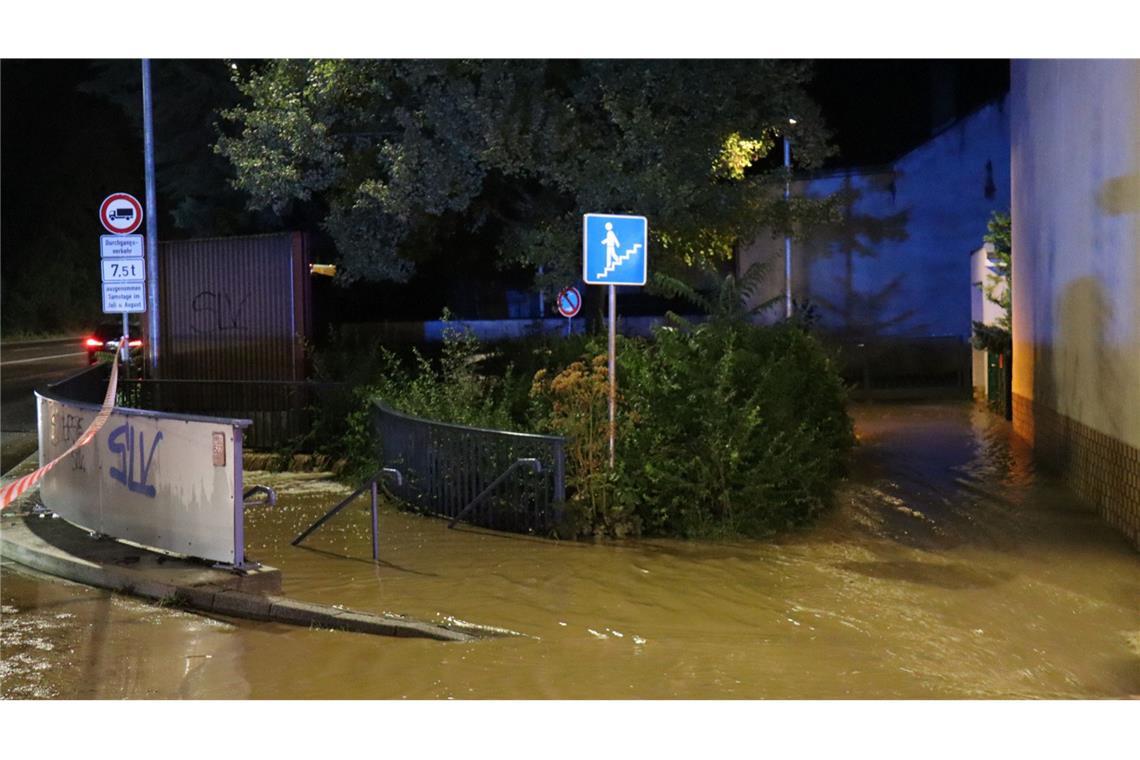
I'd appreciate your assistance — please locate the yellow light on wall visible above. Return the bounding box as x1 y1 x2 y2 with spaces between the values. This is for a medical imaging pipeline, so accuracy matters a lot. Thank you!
309 264 337 277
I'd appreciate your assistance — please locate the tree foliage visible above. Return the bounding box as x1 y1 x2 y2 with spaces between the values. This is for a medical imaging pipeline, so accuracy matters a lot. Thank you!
217 60 836 287
526 313 854 539
81 60 278 238
971 210 1011 353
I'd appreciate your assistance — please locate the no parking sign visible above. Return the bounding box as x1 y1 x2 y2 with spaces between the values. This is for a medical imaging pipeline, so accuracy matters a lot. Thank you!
556 287 582 318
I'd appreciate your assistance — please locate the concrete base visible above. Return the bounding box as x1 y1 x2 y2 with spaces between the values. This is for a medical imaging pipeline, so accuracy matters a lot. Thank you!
0 478 508 647
2 448 517 641
2 511 282 594
0 507 485 642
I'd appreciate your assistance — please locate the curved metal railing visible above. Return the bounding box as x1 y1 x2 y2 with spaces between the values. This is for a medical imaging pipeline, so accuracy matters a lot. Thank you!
372 401 566 535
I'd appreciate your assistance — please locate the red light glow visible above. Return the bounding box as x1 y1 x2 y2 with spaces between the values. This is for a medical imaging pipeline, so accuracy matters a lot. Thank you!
85 338 103 348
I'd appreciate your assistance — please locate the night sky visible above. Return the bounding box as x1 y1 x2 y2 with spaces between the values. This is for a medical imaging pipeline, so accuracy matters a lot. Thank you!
1 59 1010 331
810 59 1008 167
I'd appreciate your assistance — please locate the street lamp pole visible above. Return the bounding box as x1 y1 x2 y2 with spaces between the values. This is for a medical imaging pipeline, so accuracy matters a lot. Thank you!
783 119 795 319
142 59 160 378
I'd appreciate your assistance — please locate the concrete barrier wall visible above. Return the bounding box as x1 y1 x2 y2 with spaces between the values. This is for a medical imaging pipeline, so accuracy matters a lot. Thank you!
36 390 251 566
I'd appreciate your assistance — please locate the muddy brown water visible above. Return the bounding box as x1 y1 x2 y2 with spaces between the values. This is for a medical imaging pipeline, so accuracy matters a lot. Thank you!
2 402 1137 699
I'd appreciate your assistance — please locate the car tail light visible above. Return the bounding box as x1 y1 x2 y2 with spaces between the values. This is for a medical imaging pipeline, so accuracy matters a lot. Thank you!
85 338 103 348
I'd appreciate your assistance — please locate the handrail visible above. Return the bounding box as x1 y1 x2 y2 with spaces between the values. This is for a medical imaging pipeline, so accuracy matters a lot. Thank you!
291 468 403 561
37 389 253 429
243 485 277 509
373 400 565 444
373 400 565 534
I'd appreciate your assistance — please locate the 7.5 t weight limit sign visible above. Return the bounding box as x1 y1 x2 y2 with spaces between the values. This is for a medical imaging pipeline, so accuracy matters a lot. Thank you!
101 258 145 282
99 192 147 314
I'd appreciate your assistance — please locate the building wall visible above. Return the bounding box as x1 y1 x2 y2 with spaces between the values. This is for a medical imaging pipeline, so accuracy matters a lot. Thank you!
1010 59 1140 548
740 97 1011 339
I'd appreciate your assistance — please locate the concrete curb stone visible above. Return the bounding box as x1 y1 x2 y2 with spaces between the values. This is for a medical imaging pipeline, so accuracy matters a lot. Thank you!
2 509 490 642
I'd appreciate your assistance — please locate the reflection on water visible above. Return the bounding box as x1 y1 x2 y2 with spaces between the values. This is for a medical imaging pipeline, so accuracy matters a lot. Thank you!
3 402 1138 698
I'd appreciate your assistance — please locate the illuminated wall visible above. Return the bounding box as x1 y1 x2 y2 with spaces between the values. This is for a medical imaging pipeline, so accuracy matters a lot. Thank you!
1011 59 1140 547
740 97 1010 339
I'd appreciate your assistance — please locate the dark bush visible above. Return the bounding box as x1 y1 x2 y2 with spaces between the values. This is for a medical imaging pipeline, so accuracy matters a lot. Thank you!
311 304 854 539
615 317 853 537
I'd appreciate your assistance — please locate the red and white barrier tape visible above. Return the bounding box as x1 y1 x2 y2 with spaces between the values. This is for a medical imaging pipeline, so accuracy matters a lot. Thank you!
0 345 122 510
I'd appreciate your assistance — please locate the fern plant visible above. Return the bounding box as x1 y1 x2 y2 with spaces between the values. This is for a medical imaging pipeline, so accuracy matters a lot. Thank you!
650 260 781 326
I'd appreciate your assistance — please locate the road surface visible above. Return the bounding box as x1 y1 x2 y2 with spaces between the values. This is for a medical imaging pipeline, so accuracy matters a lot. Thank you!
1 337 87 472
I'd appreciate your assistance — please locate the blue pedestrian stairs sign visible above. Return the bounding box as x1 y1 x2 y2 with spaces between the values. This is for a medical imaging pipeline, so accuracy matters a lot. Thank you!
583 213 648 286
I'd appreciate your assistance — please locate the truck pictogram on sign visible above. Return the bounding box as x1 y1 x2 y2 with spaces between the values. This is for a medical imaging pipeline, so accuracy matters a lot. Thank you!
99 192 144 235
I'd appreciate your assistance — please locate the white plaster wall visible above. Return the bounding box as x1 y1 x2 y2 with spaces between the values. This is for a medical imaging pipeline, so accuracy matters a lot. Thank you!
971 242 1008 327
1011 59 1140 448
970 242 1009 397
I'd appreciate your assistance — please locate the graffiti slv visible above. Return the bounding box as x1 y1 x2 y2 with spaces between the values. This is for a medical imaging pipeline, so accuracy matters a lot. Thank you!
106 421 163 498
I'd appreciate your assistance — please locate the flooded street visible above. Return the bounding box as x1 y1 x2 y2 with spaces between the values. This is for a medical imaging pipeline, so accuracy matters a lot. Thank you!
3 402 1137 699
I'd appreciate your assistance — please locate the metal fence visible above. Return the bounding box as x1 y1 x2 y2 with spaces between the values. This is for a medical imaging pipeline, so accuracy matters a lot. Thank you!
116 379 350 450
372 401 566 535
831 336 972 400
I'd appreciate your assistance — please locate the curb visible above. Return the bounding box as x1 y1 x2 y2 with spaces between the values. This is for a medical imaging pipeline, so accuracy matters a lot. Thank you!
3 450 514 643
1 509 484 643
1 448 517 647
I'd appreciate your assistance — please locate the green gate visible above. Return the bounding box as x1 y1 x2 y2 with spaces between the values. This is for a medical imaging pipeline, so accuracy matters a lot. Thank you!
986 351 1012 420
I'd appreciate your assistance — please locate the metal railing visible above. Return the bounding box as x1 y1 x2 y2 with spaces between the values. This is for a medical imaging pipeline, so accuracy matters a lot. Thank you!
116 379 350 449
372 401 566 535
292 469 402 561
830 336 972 399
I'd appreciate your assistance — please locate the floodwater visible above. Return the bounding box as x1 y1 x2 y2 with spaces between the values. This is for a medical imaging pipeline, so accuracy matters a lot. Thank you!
2 402 1137 699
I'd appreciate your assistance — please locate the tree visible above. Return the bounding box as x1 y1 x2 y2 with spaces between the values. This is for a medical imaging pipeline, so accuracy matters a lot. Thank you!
971 210 1011 353
80 60 280 239
1 61 140 333
216 60 836 289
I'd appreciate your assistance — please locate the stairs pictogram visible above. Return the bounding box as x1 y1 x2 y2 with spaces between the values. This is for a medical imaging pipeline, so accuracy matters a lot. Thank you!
597 243 642 279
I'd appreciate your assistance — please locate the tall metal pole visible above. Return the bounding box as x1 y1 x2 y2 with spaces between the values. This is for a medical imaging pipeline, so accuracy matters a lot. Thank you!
537 264 545 318
608 284 616 468
784 134 793 319
142 60 160 378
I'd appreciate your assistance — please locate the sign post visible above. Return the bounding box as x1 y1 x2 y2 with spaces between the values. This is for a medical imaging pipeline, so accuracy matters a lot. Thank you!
142 59 161 379
100 193 146 373
582 213 648 468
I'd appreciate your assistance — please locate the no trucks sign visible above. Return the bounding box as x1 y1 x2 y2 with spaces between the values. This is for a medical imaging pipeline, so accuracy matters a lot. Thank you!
99 192 144 235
